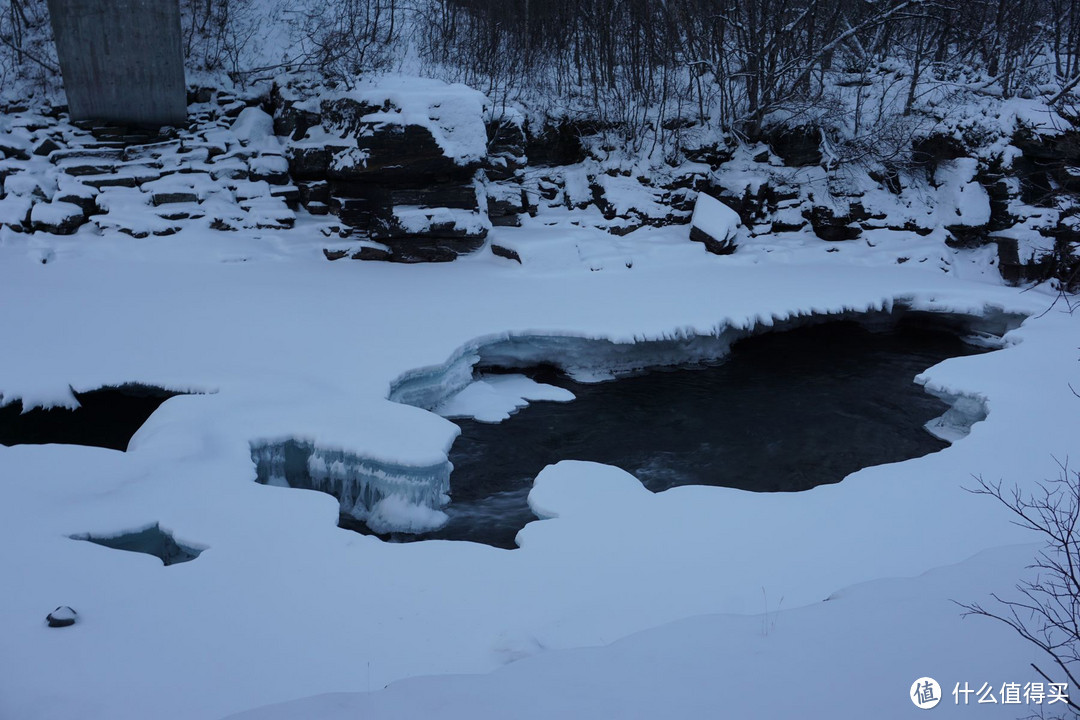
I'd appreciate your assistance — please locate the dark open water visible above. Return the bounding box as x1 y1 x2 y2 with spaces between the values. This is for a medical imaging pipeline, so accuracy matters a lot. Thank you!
347 319 988 548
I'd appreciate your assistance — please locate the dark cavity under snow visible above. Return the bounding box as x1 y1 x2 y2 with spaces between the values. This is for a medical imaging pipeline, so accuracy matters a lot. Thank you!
0 384 181 451
71 523 202 565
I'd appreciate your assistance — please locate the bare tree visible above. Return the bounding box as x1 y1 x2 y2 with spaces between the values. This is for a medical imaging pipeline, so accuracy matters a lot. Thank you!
960 461 1080 717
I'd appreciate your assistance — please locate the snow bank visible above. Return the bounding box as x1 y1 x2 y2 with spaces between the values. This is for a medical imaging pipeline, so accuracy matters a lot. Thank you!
223 543 1043 720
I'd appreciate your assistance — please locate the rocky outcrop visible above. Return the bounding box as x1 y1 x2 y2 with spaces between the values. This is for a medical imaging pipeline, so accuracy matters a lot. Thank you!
0 93 297 238
765 125 823 167
274 84 499 262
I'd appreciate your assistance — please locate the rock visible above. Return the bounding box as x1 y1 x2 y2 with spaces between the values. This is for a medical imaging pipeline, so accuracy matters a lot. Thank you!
273 101 321 141
33 138 61 157
0 142 30 161
689 192 741 255
491 244 522 263
388 185 479 209
51 147 124 163
208 162 250 181
350 244 394 262
912 133 966 176
766 125 823 166
221 100 248 119
31 201 87 234
379 237 484 263
187 86 214 104
55 157 122 176
286 146 338 180
232 107 276 145
270 185 301 208
55 183 99 217
945 224 991 249
249 154 290 185
297 181 330 208
485 113 527 180
80 174 139 189
151 192 199 206
804 206 861 242
327 124 474 183
371 207 489 242
0 195 33 231
537 180 559 201
487 185 526 227
524 119 602 166
46 606 78 628
683 143 733 167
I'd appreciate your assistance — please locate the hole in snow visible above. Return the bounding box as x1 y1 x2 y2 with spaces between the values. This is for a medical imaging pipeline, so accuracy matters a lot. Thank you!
71 523 203 565
0 384 183 451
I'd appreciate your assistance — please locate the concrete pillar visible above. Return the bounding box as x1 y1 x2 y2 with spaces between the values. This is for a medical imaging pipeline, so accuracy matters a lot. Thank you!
46 0 187 127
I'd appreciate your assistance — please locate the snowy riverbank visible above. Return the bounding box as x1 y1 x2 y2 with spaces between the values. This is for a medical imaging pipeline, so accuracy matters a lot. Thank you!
1 211 1077 718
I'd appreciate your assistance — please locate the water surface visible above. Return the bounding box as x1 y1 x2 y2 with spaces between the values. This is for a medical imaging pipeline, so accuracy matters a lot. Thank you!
348 320 988 548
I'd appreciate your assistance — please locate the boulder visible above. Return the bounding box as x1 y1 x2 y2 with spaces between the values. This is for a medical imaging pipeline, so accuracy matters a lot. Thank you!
46 606 78 628
689 192 741 255
33 138 61 157
55 182 99 217
231 107 275 145
31 201 87 234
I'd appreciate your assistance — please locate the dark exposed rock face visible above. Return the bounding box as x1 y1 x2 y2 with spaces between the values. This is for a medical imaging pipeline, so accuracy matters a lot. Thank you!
491 243 522 263
804 206 861 242
912 133 967 176
276 92 494 262
689 224 737 255
765 125 823 167
524 120 599 166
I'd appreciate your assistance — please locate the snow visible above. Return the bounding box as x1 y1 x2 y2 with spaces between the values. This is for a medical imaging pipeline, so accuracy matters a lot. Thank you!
29 200 80 225
0 183 1077 720
690 191 742 243
434 373 575 423
391 206 490 236
230 107 275 146
935 158 992 227
314 76 491 166
223 543 1043 720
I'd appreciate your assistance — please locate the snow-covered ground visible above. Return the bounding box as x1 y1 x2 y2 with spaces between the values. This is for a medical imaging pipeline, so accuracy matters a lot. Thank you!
0 211 1077 719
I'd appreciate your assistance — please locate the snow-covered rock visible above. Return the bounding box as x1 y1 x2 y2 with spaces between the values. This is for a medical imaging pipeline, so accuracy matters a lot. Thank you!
45 606 78 628
689 192 741 254
30 201 85 235
231 107 276 146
